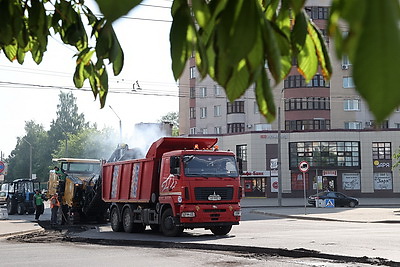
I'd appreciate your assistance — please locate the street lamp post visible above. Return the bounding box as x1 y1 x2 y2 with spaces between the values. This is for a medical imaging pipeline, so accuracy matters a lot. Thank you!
22 138 32 179
109 105 122 144
277 106 282 207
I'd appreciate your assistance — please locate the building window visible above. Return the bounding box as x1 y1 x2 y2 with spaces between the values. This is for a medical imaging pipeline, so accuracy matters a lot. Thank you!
372 142 391 160
342 55 351 66
289 141 360 168
189 127 196 135
200 87 207 98
285 97 330 111
190 87 196 99
343 77 355 88
344 121 362 129
189 107 196 119
214 127 222 134
227 123 245 133
227 101 245 114
236 144 248 173
344 99 360 111
200 128 208 134
214 85 222 96
284 74 329 88
200 107 207 118
374 173 392 190
395 123 400 128
255 124 272 131
190 66 196 79
285 119 330 130
305 6 330 20
254 101 260 114
214 105 221 117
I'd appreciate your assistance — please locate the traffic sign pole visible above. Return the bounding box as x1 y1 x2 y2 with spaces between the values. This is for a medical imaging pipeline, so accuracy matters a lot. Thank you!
298 161 309 215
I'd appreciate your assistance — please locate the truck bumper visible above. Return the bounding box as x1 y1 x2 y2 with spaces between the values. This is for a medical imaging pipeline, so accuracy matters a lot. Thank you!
177 203 241 227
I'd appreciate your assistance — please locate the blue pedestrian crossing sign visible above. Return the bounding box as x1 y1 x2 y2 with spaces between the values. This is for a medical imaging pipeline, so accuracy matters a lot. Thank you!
325 199 335 208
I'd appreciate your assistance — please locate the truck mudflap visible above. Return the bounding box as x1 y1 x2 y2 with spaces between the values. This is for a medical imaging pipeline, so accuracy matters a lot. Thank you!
177 203 241 226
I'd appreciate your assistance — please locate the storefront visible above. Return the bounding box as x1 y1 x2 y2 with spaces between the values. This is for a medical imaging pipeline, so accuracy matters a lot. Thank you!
241 171 269 197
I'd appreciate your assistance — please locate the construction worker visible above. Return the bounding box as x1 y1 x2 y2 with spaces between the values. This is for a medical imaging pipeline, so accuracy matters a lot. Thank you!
54 166 67 194
33 189 44 221
50 193 60 226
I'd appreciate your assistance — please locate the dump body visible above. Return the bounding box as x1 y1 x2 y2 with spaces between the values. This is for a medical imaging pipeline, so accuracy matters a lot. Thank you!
102 137 242 236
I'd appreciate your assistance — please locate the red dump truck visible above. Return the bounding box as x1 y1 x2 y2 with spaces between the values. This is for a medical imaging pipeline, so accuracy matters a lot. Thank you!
102 137 242 236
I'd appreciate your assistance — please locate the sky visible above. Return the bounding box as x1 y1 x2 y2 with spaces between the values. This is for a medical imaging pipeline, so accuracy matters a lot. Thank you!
0 0 179 158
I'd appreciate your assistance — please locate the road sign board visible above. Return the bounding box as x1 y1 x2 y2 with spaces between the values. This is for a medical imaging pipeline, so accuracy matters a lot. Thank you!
298 161 309 173
0 161 4 173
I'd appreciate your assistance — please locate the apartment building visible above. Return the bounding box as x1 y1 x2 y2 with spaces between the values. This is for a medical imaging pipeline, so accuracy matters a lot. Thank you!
178 1 400 197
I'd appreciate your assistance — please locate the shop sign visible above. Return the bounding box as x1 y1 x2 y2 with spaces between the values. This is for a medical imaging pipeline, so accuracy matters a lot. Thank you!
374 172 392 190
342 173 361 190
270 170 278 176
373 160 391 170
241 170 270 177
322 170 337 176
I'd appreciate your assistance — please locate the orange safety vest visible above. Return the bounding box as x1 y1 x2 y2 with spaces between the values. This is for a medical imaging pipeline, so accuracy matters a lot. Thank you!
50 196 60 208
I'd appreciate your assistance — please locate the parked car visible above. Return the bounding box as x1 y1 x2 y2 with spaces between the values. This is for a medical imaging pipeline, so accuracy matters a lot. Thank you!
0 191 7 206
308 191 359 208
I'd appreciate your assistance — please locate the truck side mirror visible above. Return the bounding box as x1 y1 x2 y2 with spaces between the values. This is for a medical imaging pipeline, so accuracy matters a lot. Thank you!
170 156 180 176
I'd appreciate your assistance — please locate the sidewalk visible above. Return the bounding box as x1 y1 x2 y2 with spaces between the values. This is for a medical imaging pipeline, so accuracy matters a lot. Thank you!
240 197 400 208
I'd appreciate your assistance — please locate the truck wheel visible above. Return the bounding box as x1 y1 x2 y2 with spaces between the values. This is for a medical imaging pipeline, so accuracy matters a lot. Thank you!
7 199 17 215
17 203 26 215
161 208 183 237
210 225 232 236
122 208 134 233
111 207 123 232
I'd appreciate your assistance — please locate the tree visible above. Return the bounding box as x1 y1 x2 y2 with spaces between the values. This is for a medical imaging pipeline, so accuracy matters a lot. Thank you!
48 91 89 156
1 0 399 122
6 121 51 182
159 111 179 136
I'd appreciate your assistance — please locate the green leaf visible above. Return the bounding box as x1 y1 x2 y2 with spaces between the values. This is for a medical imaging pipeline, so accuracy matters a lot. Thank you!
255 70 276 122
225 59 251 101
308 22 332 80
4 42 18 61
192 0 211 28
292 12 318 81
96 0 142 23
170 0 195 80
216 0 259 67
352 0 400 122
262 19 281 82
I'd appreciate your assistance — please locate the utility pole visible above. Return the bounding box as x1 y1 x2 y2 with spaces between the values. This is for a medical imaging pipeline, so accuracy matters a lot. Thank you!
277 106 282 207
109 105 122 144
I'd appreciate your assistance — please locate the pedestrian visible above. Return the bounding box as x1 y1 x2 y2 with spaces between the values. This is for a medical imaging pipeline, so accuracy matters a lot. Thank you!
33 189 44 221
50 193 60 226
54 166 67 193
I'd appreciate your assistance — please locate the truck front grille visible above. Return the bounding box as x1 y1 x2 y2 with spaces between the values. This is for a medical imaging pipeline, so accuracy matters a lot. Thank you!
194 187 234 201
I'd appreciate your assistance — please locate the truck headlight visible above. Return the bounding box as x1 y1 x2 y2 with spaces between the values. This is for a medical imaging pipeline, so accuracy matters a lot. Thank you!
181 211 196 218
234 210 241 216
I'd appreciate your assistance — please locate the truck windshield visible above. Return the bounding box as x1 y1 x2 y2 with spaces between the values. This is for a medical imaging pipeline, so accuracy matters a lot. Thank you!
183 155 239 178
61 162 100 174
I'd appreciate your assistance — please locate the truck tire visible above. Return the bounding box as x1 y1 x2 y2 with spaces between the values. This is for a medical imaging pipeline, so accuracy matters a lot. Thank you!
122 208 134 233
7 199 17 215
210 225 232 236
111 207 123 232
161 208 183 237
17 203 26 215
